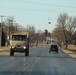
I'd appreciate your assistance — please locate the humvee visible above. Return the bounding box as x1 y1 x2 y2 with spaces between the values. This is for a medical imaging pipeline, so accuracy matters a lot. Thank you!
10 32 29 56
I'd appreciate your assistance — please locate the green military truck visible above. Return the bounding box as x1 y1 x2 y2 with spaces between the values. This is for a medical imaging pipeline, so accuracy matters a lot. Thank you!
10 31 29 56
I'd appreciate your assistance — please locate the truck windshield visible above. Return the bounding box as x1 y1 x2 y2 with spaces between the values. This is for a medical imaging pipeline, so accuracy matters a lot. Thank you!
12 35 26 41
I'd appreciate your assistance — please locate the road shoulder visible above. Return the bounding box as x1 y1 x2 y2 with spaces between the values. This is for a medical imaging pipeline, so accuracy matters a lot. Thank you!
61 48 76 58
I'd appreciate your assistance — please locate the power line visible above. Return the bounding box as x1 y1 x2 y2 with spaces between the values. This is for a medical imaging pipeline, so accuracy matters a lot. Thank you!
0 6 76 13
12 0 76 9
0 0 76 12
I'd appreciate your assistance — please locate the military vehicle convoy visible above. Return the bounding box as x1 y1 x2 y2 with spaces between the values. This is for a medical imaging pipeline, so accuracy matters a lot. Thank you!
10 31 29 56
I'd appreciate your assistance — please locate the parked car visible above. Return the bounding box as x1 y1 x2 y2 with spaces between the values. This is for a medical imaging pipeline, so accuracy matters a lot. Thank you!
49 44 58 53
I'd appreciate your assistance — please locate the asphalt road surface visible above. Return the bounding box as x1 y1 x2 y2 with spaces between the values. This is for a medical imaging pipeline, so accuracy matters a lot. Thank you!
0 47 76 75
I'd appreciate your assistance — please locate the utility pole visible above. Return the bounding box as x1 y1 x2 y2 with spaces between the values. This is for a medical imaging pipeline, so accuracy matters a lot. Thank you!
0 15 5 47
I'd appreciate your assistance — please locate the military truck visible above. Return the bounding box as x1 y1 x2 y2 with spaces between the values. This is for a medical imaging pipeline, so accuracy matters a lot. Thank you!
10 31 29 56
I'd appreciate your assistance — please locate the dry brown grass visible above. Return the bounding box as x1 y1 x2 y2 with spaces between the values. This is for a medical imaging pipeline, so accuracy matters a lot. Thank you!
67 44 76 50
62 44 76 58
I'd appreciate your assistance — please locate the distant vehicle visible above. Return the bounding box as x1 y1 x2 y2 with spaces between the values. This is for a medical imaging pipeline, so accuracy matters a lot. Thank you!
49 44 58 53
46 37 55 44
10 31 29 56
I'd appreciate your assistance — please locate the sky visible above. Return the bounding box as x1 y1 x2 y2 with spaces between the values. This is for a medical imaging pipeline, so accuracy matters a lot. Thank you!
0 0 76 32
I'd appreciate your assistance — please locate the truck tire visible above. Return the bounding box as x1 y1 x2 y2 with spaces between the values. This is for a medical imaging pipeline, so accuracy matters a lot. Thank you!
10 49 14 56
56 49 58 53
25 49 29 56
57 51 58 53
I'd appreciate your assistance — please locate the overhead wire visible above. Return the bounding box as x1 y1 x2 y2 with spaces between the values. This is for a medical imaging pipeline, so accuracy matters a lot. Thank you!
1 6 76 13
0 0 76 12
12 0 76 9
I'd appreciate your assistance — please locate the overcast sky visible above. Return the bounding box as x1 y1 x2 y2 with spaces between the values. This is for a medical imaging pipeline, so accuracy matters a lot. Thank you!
0 0 76 32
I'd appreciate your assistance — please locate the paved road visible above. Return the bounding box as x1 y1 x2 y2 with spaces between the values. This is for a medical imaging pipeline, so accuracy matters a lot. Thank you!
0 47 76 75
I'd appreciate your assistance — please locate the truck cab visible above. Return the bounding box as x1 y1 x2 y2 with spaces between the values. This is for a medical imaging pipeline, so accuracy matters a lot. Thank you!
10 32 29 56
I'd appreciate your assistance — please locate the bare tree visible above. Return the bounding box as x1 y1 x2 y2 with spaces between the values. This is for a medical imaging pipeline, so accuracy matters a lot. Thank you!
66 16 76 43
73 31 76 45
26 25 36 46
4 16 15 35
57 13 68 49
3 16 26 41
52 27 64 44
55 13 76 49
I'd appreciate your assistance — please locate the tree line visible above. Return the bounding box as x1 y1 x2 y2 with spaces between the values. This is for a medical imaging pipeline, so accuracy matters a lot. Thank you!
1 16 51 46
2 13 75 48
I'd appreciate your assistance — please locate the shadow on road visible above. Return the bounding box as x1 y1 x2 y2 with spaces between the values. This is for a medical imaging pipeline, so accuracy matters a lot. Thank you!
0 51 73 59
0 55 71 58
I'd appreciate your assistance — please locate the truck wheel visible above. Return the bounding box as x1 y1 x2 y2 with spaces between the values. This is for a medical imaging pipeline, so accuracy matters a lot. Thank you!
25 49 29 56
49 50 51 53
10 49 14 56
57 50 58 53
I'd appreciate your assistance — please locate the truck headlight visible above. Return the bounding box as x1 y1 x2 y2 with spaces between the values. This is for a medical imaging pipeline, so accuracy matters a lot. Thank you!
23 46 26 49
11 46 14 49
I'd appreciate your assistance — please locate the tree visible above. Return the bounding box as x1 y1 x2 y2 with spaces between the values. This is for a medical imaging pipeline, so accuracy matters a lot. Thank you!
57 13 68 49
44 29 49 37
72 31 76 45
66 16 76 44
1 28 7 46
4 16 15 36
26 25 36 46
52 27 64 44
54 13 76 48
